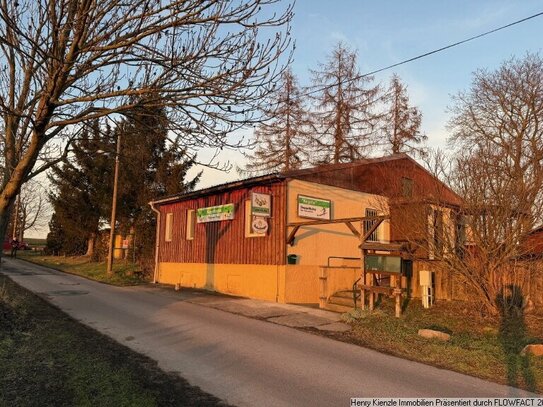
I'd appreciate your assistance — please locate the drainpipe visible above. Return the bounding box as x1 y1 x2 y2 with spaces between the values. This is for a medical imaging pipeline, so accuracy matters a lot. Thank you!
149 201 161 284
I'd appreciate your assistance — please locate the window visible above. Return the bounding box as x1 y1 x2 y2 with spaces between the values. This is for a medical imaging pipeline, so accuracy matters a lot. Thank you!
164 212 173 242
428 208 443 259
364 208 379 242
401 177 413 198
186 209 195 240
245 200 266 238
454 212 466 257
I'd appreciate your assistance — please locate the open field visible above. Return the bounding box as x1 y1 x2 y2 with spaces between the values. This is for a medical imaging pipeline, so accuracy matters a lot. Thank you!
0 274 228 407
16 252 148 286
336 299 543 393
22 238 46 246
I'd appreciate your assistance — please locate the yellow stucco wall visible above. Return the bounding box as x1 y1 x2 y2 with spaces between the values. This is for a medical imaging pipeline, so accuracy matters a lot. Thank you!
158 262 287 302
286 179 390 266
114 234 123 259
113 234 134 259
158 262 328 304
320 266 360 299
283 265 320 304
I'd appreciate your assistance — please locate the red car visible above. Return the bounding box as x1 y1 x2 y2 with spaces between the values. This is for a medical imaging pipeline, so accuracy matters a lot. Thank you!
2 240 30 251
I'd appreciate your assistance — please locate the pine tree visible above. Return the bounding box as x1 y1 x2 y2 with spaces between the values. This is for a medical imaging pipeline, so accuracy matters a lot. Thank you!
48 120 114 258
244 70 311 173
45 213 63 256
47 103 200 267
114 104 200 225
381 74 426 157
310 42 381 164
45 213 76 256
112 103 200 268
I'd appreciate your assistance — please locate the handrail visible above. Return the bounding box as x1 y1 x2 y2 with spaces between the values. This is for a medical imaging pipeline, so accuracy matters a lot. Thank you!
352 277 361 309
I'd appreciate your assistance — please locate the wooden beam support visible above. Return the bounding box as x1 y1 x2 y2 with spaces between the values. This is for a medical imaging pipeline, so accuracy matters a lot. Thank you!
361 218 384 242
360 242 405 252
286 216 388 245
286 225 301 246
287 216 388 228
344 221 360 238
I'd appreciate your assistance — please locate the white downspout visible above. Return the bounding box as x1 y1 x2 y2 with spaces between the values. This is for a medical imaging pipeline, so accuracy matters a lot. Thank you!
149 201 161 284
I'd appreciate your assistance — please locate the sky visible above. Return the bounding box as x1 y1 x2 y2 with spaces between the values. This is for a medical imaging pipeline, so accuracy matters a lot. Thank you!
187 0 543 188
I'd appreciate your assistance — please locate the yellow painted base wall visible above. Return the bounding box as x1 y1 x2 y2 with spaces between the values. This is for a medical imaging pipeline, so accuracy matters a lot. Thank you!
159 262 285 302
284 265 320 304
158 262 323 304
321 267 359 299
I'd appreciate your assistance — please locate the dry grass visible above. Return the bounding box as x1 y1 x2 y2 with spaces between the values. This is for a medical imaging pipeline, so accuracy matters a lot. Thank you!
17 252 147 286
338 299 543 394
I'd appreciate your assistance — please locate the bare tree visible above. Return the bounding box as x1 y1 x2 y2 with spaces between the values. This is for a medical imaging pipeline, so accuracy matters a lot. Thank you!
391 55 543 315
0 0 292 243
449 53 543 228
444 54 543 314
244 69 311 173
11 179 50 241
379 148 539 316
381 74 426 157
310 42 381 164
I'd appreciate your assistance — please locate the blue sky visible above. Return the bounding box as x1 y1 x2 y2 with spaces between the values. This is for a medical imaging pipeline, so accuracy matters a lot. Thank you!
291 0 542 145
191 0 543 188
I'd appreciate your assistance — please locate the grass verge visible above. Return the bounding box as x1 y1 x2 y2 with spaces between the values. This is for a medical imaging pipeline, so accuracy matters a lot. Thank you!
0 274 229 407
335 299 543 394
16 252 147 286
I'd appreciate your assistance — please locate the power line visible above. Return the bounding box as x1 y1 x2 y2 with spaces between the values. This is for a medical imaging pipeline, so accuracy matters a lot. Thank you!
302 10 543 97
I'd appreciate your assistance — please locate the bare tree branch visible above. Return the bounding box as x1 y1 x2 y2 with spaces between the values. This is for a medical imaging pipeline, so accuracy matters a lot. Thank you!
0 0 293 238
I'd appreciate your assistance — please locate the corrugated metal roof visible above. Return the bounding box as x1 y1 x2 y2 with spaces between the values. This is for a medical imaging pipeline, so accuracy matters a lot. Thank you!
149 153 460 206
149 172 284 205
281 153 409 178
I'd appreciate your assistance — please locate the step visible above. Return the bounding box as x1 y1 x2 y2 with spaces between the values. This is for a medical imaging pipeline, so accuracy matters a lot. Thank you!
323 302 355 313
332 290 359 299
357 284 395 295
328 295 359 307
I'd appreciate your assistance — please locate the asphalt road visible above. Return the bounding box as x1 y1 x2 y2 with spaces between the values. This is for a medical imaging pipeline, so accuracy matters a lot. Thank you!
1 258 537 406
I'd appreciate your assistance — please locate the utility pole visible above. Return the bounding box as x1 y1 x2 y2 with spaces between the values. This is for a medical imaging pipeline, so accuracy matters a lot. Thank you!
106 132 121 276
12 194 20 239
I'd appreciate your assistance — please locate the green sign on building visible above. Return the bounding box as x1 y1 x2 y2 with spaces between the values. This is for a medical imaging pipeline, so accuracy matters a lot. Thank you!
297 195 331 220
196 203 235 223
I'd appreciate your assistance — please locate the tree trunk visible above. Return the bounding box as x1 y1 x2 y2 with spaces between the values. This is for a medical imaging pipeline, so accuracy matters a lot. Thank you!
86 232 96 259
12 194 20 239
18 218 25 242
0 133 47 261
0 207 12 264
17 205 26 242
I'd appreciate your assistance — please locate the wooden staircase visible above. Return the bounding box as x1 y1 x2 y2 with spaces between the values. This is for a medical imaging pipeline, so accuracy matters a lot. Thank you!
324 289 360 313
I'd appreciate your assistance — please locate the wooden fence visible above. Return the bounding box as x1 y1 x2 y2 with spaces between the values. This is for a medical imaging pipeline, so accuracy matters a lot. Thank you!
409 259 543 307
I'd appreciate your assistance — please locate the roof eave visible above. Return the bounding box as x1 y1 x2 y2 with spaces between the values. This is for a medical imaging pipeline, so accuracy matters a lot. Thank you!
149 173 284 206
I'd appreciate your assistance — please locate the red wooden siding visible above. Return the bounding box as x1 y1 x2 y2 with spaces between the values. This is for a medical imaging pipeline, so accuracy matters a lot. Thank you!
522 228 543 256
286 156 462 244
157 181 287 265
288 156 462 206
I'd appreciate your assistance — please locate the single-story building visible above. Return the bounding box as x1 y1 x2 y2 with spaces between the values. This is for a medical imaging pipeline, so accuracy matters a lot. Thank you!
149 154 462 307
